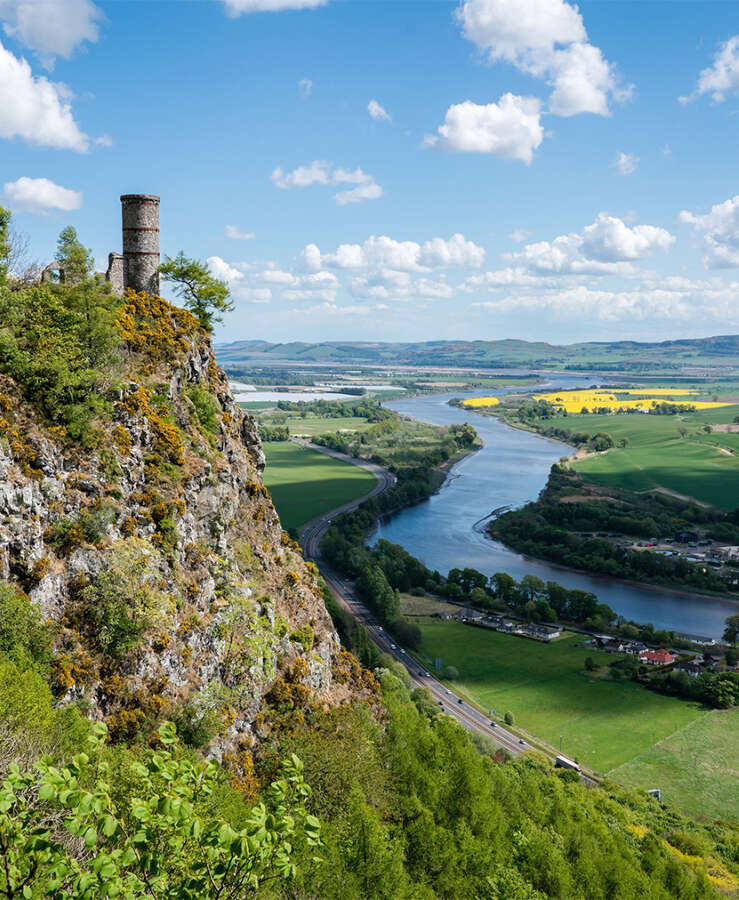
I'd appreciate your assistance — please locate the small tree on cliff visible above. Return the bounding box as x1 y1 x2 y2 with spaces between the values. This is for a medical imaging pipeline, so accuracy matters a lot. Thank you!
159 252 233 331
56 225 94 283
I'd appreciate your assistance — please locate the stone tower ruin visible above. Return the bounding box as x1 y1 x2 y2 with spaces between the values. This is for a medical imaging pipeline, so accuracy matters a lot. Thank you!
105 194 160 295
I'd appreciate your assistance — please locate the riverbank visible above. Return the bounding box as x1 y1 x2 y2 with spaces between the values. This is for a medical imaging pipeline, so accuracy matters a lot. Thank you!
374 387 737 638
488 462 739 611
503 545 739 637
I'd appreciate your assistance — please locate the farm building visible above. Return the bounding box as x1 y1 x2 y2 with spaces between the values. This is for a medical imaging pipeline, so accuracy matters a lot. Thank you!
674 660 703 678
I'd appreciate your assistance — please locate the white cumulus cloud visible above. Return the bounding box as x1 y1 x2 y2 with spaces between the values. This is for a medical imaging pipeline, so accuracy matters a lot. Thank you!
425 94 543 163
333 174 383 206
224 225 256 240
3 175 81 214
455 0 630 117
679 194 739 268
308 233 485 273
216 232 486 311
680 35 739 104
421 233 486 268
505 213 674 275
259 268 296 285
349 270 456 303
0 0 102 66
270 161 383 205
0 40 89 150
298 77 312 96
207 256 244 282
233 286 271 304
368 99 391 121
471 279 739 326
203 253 343 305
612 151 638 176
222 0 327 15
271 160 331 189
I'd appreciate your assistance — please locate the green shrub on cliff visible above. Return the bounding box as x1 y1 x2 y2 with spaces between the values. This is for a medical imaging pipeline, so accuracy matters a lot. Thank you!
188 385 221 436
0 215 122 444
73 539 175 659
0 583 52 669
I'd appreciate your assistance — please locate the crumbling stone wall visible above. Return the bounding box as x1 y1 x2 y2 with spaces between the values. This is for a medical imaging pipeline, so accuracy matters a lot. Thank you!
105 252 124 295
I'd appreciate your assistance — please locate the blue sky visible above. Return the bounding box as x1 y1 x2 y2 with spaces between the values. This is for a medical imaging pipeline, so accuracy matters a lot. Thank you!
2 0 739 345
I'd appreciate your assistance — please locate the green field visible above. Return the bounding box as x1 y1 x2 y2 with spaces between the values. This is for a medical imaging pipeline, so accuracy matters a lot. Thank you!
567 405 739 507
415 621 705 774
262 442 376 531
278 415 372 437
609 708 739 820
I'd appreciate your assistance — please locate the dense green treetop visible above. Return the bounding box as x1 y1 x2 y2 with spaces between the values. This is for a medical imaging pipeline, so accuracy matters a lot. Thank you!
55 225 94 284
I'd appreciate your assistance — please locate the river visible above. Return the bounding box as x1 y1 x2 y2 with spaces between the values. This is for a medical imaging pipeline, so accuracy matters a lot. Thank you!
372 380 737 640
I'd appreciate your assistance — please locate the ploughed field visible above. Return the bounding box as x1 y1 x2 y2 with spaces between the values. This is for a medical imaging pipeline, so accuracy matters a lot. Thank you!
262 441 376 531
566 405 739 508
414 622 706 781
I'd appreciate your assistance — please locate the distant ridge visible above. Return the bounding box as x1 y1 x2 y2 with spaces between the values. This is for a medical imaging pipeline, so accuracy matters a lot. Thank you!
215 335 739 373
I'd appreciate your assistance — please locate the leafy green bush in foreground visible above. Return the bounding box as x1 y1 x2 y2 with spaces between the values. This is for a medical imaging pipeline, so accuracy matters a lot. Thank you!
0 722 320 898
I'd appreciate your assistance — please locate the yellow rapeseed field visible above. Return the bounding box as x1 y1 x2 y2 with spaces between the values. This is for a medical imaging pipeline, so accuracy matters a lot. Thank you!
532 389 730 414
463 396 500 407
615 388 696 396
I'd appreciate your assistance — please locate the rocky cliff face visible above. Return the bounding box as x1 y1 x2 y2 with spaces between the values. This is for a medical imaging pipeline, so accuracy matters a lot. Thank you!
0 291 352 761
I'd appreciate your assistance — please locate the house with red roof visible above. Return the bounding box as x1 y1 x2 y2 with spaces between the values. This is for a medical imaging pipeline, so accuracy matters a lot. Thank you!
638 648 676 666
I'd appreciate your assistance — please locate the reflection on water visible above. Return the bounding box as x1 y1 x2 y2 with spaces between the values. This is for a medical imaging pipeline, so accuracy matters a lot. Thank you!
371 381 737 639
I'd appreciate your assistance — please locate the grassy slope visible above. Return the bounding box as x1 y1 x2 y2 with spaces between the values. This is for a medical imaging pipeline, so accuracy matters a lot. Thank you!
609 708 739 821
567 405 739 507
262 442 376 531
415 621 704 774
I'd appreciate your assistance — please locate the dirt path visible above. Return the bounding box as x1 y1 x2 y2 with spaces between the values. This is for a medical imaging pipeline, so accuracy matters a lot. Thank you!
648 486 714 509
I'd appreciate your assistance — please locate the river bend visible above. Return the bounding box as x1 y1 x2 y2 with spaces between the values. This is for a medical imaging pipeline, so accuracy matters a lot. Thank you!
372 382 737 640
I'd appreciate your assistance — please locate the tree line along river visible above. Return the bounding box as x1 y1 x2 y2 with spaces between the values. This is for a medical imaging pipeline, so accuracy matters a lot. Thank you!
372 378 738 640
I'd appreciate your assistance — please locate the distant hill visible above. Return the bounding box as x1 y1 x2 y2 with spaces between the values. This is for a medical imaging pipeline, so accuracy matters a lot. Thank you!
215 335 739 373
